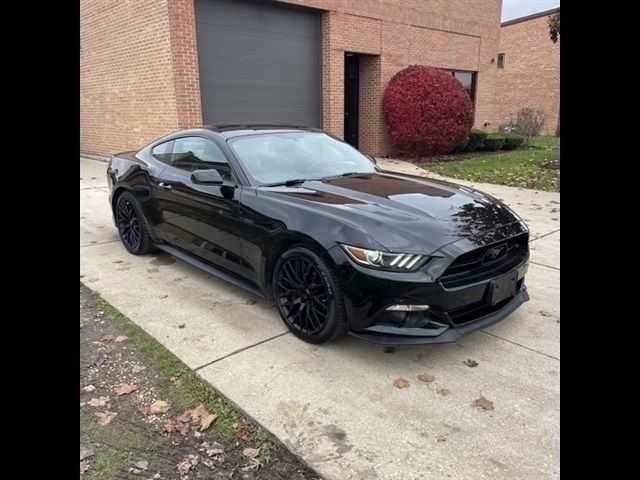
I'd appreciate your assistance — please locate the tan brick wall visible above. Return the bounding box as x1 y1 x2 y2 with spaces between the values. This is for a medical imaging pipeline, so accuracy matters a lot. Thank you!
496 14 560 135
80 0 179 156
81 0 502 157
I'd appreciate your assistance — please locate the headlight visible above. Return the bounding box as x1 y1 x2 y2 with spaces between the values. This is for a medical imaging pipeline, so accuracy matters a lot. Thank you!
340 244 429 271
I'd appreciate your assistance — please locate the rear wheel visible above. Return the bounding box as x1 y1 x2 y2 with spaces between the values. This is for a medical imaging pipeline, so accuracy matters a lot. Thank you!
273 246 347 344
115 191 155 255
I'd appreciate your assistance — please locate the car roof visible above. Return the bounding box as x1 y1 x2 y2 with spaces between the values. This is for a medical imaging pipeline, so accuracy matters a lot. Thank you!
200 123 324 139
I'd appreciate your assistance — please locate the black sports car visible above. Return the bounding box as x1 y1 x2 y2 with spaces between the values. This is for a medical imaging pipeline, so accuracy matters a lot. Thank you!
107 124 529 345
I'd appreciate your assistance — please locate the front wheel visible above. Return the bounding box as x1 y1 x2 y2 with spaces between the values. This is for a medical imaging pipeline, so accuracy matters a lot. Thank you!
273 246 347 344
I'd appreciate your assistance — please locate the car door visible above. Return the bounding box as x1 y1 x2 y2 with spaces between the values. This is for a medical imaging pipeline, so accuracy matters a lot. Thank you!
154 136 251 279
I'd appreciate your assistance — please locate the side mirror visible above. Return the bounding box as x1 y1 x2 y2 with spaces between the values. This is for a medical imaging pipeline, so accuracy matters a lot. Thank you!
191 169 223 185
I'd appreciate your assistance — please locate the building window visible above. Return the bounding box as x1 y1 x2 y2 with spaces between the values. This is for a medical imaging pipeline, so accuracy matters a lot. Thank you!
440 69 477 103
497 53 505 69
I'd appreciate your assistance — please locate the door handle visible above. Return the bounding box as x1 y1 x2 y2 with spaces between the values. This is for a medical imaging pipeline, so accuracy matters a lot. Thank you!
158 182 172 190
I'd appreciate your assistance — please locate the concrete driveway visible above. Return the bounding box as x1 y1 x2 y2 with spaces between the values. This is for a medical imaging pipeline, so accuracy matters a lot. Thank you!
81 157 559 480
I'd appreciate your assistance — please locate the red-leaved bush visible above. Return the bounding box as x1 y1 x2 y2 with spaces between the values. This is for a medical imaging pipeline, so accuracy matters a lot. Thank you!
382 65 475 156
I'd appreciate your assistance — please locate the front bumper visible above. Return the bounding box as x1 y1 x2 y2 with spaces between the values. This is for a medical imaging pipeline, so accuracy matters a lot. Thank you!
327 243 529 346
349 288 529 345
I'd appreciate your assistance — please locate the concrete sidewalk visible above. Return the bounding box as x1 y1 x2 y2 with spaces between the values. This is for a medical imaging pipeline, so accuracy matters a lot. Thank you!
81 157 559 480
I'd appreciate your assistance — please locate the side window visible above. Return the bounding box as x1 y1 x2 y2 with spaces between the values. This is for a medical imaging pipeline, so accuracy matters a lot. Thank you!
151 140 174 165
171 137 233 181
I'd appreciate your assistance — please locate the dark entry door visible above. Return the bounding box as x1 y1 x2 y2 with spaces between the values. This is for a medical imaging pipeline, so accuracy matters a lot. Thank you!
344 53 360 148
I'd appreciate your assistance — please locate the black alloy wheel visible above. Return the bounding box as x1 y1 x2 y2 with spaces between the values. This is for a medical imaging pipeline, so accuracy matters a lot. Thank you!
115 191 155 255
274 246 347 344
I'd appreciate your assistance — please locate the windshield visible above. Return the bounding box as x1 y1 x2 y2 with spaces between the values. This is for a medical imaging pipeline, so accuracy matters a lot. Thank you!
228 132 376 185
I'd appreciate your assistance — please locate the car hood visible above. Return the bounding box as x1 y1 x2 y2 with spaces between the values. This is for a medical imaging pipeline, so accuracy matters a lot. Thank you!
257 171 526 255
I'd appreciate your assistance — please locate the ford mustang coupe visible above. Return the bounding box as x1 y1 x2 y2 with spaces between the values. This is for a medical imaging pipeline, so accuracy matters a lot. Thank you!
107 124 529 345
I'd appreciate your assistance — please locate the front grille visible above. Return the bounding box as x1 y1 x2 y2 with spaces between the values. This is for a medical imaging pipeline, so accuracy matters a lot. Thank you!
440 233 528 288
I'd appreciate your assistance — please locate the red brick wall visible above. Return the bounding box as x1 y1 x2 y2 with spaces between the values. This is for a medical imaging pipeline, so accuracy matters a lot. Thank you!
496 14 560 135
81 0 502 157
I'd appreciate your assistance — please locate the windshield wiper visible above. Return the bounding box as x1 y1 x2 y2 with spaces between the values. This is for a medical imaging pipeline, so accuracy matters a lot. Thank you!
323 171 371 180
258 178 311 188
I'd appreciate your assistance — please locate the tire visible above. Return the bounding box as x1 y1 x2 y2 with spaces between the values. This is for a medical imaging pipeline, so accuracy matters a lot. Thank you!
114 191 156 255
273 246 347 344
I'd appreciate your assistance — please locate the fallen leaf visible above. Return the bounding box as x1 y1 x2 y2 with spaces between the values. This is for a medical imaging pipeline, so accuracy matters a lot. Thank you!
551 207 559 213
131 364 146 373
153 474 161 479
435 434 447 442
178 323 186 329
80 447 94 461
112 260 124 264
165 418 190 436
472 396 494 411
82 385 96 392
235 424 251 440
114 383 138 396
80 402 86 408
115 335 128 343
539 310 553 317
134 460 149 471
417 373 435 383
159 294 168 299
393 378 410 389
87 396 109 407
176 459 192 475
463 359 479 368
185 404 217 431
436 385 451 396
242 447 260 459
207 447 224 456
96 410 117 425
80 460 91 474
551 217 559 221
150 400 171 414
137 405 151 416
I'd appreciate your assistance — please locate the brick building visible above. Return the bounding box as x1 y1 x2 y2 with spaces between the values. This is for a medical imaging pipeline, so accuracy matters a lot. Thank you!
496 7 560 136
81 0 504 157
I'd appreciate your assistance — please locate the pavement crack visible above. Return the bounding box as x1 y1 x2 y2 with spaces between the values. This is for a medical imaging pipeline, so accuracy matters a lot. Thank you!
81 239 120 248
529 261 559 270
530 229 560 242
481 330 559 361
194 331 290 371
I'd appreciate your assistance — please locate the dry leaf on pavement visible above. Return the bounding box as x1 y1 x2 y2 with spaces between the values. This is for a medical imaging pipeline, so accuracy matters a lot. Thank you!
472 396 494 411
393 378 410 389
82 385 96 392
463 359 479 368
96 410 117 425
417 373 435 383
115 335 128 343
100 334 115 342
133 460 148 471
436 385 451 396
435 434 447 442
539 310 553 317
114 383 138 396
87 396 109 407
